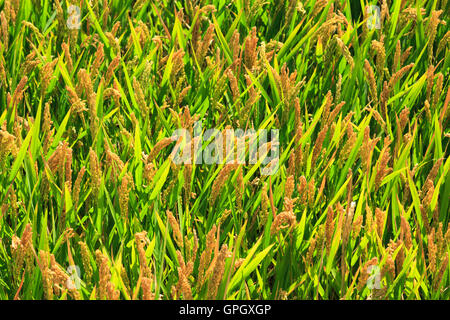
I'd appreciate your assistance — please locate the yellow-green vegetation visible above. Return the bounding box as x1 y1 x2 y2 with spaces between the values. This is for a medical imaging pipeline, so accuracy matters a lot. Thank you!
0 0 449 300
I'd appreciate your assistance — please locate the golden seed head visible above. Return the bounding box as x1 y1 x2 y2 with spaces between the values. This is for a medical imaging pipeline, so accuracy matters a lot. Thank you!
428 228 437 273
325 206 335 252
357 257 378 291
197 225 217 289
311 124 328 168
167 210 184 248
89 148 102 199
78 241 92 285
352 215 363 240
119 175 131 222
142 277 155 300
400 215 412 250
207 244 230 299
433 252 448 291
95 250 111 300
375 208 386 239
135 231 152 279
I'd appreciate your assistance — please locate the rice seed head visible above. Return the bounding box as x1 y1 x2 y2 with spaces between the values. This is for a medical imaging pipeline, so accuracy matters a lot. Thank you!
375 208 386 239
197 225 216 289
39 58 58 96
235 166 244 211
38 250 54 300
327 100 346 128
420 205 431 234
444 223 450 248
426 10 443 63
325 206 335 252
433 252 449 291
371 40 386 77
422 181 434 209
207 244 230 299
421 158 443 196
142 277 155 300
335 73 343 101
436 223 445 259
379 80 389 118
11 223 34 280
316 224 325 253
295 175 306 206
78 241 93 286
183 162 193 203
104 144 125 183
227 68 240 103
20 50 40 76
400 107 409 132
73 166 86 210
0 129 18 162
91 43 105 81
244 27 258 72
61 42 73 74
49 253 80 299
357 257 378 291
66 86 87 117
284 175 295 200
400 215 412 250
12 76 28 108
392 40 401 74
89 148 102 199
105 55 121 85
335 37 354 69
432 73 443 108
311 124 328 168
209 164 238 206
0 53 6 87
270 208 296 236
306 235 317 266
340 122 356 166
78 69 98 138
426 64 435 102
388 63 414 92
148 137 175 163
424 99 432 121
342 201 356 245
135 231 152 279
374 137 392 190
294 100 303 175
106 281 120 300
0 11 9 52
360 126 376 172
306 177 315 207
229 29 241 64
132 76 149 118
196 23 215 68
366 205 374 234
64 144 73 192
119 175 131 222
167 210 184 248
311 0 328 18
382 253 396 280
322 91 333 126
428 228 437 273
400 46 412 66
259 182 270 225
352 215 363 240
436 30 450 56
